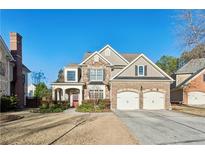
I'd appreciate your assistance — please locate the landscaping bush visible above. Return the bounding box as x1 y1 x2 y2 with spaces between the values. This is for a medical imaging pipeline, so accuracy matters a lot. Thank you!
76 102 94 112
76 99 111 112
37 101 70 113
0 95 18 112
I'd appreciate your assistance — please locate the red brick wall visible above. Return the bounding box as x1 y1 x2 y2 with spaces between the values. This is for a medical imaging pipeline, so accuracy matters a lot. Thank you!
183 70 205 104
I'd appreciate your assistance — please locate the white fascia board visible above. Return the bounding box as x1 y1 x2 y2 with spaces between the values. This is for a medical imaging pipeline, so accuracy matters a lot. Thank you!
79 51 112 65
98 44 129 64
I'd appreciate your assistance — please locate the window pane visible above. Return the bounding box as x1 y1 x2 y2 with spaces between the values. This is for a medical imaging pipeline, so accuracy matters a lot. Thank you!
89 89 104 99
139 66 144 76
67 71 76 81
90 69 103 81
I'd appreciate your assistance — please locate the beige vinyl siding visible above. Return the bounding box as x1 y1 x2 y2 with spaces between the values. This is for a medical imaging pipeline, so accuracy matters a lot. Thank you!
100 47 127 65
119 56 164 77
176 74 192 86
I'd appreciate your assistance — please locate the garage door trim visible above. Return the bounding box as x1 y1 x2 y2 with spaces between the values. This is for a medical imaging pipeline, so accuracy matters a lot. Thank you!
143 90 165 110
117 90 139 110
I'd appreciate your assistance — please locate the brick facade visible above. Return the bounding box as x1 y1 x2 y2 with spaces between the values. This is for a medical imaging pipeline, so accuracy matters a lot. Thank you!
111 81 171 110
183 71 205 104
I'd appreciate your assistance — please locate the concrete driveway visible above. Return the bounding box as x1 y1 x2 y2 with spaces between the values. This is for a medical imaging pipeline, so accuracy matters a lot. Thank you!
115 110 205 145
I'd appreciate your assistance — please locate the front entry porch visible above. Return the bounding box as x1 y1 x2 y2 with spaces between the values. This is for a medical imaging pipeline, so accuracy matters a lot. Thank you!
51 83 83 107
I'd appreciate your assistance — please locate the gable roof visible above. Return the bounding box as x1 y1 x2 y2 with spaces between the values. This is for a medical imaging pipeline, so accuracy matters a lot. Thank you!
111 54 174 81
176 58 205 74
121 53 140 62
175 67 205 89
80 51 112 65
0 35 14 61
98 45 129 64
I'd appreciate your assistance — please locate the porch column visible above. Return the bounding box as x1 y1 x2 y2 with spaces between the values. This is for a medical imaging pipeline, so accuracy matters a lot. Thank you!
62 88 65 101
79 87 83 105
52 88 55 100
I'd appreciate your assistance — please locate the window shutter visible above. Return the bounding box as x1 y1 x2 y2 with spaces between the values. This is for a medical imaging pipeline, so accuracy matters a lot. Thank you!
87 69 90 81
103 69 105 81
135 65 138 76
144 65 147 76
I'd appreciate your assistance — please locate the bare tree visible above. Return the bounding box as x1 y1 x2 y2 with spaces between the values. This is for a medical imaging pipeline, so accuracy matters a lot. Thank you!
176 10 205 50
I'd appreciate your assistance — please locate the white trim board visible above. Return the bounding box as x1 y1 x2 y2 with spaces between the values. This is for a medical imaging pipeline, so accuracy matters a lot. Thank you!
80 51 112 65
111 54 174 81
98 44 129 64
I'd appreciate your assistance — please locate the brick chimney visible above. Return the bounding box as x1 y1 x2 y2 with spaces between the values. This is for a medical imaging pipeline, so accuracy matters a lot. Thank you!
10 32 24 108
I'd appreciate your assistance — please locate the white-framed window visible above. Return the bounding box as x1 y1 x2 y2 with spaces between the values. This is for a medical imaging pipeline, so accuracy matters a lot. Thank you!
89 89 104 99
138 65 145 76
67 71 76 81
90 69 103 81
64 68 78 82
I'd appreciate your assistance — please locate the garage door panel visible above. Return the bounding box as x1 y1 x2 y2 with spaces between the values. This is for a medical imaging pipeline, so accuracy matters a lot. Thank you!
188 92 205 105
143 92 165 110
117 92 139 110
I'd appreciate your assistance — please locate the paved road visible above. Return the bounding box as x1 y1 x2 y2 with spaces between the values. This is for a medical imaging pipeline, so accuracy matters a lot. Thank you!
115 110 205 145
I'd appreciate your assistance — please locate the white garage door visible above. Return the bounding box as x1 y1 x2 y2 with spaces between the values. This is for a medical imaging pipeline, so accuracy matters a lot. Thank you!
117 92 139 110
188 91 205 105
143 92 165 110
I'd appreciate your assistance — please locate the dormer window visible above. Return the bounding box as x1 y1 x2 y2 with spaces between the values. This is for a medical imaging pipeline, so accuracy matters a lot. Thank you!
67 71 76 81
138 65 145 76
65 68 78 82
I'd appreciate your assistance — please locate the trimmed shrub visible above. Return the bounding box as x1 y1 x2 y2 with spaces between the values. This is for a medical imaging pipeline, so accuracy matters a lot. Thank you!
0 95 18 112
37 101 70 113
77 99 111 112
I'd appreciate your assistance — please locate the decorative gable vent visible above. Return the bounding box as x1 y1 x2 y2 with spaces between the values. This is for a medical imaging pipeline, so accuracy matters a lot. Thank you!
105 49 110 56
94 55 99 62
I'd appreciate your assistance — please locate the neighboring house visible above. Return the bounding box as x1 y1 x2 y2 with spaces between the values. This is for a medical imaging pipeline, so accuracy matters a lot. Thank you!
0 32 31 108
0 36 14 96
51 45 174 110
171 58 205 105
27 84 36 97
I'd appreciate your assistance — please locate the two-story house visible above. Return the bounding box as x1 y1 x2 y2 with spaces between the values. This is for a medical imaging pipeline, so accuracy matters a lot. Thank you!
0 32 30 108
51 45 174 110
171 58 205 105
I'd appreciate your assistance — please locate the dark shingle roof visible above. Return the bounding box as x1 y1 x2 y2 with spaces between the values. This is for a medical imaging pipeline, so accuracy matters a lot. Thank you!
176 58 205 74
121 53 140 62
